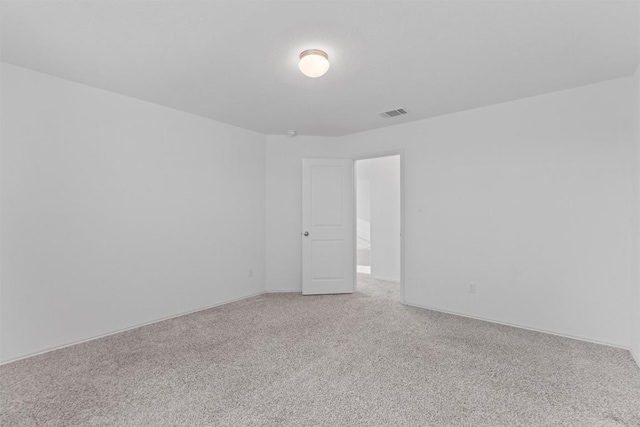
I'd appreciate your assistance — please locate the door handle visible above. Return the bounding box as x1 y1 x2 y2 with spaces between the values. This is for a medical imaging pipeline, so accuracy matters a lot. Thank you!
303 231 309 237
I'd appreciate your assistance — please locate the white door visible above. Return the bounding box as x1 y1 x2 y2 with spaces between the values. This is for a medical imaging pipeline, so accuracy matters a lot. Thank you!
302 158 354 295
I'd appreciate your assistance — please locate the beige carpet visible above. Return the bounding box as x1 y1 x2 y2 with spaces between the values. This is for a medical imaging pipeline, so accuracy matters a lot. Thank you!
2 274 639 426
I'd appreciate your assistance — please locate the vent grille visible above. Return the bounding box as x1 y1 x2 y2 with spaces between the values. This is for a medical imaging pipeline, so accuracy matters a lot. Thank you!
379 108 408 118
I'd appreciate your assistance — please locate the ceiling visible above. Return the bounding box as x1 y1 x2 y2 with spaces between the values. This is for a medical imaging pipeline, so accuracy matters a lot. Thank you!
2 1 638 137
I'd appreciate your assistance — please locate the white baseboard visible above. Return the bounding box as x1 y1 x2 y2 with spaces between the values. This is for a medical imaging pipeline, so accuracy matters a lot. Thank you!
6 291 635 368
0 290 266 366
403 301 629 351
266 289 302 293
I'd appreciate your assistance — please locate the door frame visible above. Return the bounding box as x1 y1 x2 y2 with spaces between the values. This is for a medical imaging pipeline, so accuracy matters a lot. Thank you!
352 149 405 303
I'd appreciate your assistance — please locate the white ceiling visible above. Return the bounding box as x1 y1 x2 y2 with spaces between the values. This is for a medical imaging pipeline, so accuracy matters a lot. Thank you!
2 1 638 137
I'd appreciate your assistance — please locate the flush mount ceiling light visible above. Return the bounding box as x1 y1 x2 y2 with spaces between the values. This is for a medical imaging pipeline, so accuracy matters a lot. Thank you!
298 49 330 78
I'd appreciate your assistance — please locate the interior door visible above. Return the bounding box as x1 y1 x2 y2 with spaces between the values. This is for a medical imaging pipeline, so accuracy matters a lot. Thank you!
302 158 354 295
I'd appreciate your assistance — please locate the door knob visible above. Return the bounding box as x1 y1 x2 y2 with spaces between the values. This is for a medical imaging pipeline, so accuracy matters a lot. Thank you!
303 231 309 236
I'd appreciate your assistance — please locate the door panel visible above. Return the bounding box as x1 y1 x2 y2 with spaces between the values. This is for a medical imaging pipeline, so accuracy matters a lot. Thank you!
311 166 343 226
302 158 354 295
311 240 344 279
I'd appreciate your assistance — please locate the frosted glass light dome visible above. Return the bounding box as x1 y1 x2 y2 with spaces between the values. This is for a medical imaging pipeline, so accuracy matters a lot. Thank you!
298 49 330 78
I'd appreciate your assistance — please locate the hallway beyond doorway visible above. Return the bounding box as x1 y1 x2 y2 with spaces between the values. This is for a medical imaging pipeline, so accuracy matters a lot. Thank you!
355 155 401 286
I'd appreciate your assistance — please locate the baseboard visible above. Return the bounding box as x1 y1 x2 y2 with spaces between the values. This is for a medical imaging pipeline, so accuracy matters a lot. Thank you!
370 275 400 283
403 301 629 351
5 291 634 367
0 290 266 366
266 289 302 293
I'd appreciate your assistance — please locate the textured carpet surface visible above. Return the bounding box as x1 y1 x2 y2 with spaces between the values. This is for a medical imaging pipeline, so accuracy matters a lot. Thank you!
2 274 639 426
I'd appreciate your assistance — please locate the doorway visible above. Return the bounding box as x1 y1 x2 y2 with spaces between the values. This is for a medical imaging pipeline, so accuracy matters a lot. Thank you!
355 154 402 301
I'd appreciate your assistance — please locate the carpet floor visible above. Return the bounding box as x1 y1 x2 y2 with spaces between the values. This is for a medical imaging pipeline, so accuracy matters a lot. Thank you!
2 274 639 426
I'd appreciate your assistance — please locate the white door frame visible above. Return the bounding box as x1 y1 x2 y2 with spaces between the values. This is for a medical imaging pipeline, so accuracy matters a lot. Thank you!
352 149 405 303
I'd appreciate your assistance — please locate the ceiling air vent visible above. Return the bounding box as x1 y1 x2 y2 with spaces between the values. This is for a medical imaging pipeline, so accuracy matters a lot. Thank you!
379 108 408 118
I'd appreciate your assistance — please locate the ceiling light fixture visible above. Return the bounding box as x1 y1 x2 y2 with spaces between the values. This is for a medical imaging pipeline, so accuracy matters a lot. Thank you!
298 49 330 78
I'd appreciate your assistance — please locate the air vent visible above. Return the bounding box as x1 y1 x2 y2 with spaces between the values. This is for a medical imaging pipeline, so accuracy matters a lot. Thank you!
379 108 408 118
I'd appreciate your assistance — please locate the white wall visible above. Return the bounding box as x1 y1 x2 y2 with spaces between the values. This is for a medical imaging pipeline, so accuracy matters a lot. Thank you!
356 159 371 249
265 77 636 348
2 63 636 362
368 156 401 282
0 63 266 362
632 64 640 366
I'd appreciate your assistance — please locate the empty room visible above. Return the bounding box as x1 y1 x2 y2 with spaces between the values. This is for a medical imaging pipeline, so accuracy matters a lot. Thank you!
1 0 639 425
